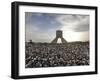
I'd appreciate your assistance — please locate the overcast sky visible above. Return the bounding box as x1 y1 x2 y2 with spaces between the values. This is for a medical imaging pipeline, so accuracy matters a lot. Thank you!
25 12 89 42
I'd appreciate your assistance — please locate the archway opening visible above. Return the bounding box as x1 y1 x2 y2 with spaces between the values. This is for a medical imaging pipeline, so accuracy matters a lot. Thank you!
57 38 62 43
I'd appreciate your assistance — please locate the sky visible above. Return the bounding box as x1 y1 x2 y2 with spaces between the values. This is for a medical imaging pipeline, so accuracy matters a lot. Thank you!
25 12 89 43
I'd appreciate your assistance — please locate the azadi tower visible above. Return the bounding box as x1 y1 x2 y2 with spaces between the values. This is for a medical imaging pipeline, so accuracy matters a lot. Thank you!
51 30 67 43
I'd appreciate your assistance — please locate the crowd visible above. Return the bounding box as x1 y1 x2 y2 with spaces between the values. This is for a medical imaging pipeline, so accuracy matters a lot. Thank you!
25 42 89 68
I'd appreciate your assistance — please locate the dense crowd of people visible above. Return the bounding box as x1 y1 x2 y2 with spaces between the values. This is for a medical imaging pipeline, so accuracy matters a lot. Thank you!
25 42 89 68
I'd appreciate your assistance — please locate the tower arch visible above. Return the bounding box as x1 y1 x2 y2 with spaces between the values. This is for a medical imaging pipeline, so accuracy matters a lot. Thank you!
51 30 67 43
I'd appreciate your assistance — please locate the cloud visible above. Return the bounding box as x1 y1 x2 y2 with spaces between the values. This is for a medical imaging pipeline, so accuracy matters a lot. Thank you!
74 16 89 32
25 26 54 42
55 14 89 32
25 12 62 32
25 12 89 42
79 31 89 41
